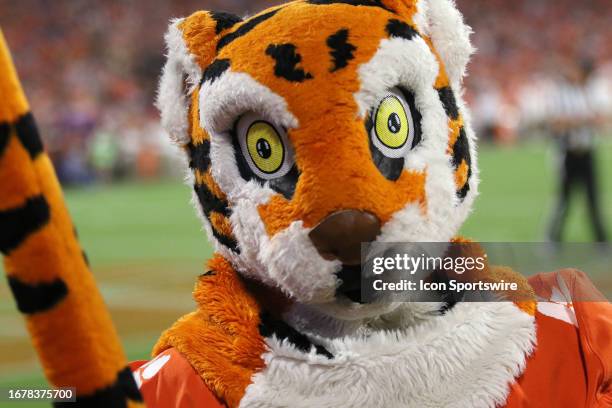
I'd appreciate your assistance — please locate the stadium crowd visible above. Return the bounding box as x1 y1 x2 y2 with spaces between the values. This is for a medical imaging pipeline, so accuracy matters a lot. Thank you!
461 0 612 142
1 0 611 183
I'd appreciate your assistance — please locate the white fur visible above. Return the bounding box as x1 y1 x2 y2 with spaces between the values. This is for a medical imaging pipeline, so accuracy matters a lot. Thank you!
423 0 475 88
240 302 536 408
453 93 480 226
412 0 430 35
202 70 299 202
354 36 439 119
199 71 298 140
156 19 202 145
289 302 447 338
259 221 340 302
227 194 340 302
354 35 471 245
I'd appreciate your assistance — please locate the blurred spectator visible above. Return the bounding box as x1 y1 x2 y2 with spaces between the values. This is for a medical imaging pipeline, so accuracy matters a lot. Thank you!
460 0 612 141
0 0 277 184
1 0 611 183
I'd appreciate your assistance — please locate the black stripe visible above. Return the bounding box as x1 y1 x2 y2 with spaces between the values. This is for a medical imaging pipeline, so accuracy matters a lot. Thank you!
211 226 240 253
217 9 281 51
200 270 216 277
457 180 470 199
439 299 459 314
259 312 333 359
54 367 142 408
208 210 240 253
451 127 471 169
8 276 68 314
438 87 459 120
187 139 211 171
434 270 464 314
335 264 363 303
307 0 395 13
327 29 356 72
266 44 313 82
201 59 231 85
452 127 472 199
0 195 50 255
191 157 239 253
386 19 419 40
210 11 242 34
194 183 230 217
15 112 44 159
0 121 9 159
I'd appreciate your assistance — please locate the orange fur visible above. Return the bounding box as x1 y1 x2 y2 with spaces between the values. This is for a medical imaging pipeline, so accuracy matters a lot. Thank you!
447 117 464 152
449 238 537 315
455 159 469 189
379 0 419 16
179 12 223 70
0 133 41 209
154 254 266 408
195 169 227 200
422 36 451 89
259 170 427 235
199 3 430 234
210 211 234 237
489 265 537 316
188 88 209 146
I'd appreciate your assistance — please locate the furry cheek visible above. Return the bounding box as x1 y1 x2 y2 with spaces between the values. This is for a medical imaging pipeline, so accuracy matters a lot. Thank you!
258 221 340 303
228 187 341 304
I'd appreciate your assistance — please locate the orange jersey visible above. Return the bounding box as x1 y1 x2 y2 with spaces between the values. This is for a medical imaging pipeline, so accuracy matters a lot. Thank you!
507 270 612 408
132 349 225 408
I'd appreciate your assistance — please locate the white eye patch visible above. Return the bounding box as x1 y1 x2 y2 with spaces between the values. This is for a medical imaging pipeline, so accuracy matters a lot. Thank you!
199 70 298 135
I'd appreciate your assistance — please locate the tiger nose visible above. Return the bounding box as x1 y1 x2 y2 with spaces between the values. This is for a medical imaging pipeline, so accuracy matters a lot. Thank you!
309 210 381 265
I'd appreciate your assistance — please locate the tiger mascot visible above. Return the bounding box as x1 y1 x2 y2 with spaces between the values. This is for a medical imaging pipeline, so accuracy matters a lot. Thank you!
1 0 611 407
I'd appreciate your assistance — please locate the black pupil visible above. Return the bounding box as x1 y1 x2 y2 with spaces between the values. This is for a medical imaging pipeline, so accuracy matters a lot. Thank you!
256 138 272 159
388 113 402 134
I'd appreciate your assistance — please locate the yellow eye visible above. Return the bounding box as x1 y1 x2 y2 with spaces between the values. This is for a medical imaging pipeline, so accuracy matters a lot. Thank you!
235 113 296 191
245 121 285 174
236 113 294 180
374 95 410 149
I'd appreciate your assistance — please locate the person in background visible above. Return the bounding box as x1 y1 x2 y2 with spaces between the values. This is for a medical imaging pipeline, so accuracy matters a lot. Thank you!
547 57 609 242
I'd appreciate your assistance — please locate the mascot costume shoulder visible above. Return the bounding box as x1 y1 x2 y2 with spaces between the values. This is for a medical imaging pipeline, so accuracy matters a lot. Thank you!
1 1 611 407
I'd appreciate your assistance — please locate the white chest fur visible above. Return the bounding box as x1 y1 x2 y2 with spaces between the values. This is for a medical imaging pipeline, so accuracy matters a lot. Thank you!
239 302 535 408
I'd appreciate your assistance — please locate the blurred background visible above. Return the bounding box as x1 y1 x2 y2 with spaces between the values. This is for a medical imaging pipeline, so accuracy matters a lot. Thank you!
1 0 611 402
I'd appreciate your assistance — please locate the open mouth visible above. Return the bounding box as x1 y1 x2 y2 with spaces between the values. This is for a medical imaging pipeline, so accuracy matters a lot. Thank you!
335 264 364 304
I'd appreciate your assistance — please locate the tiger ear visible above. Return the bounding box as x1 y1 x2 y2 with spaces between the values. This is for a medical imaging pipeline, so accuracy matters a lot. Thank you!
156 11 242 145
381 0 474 87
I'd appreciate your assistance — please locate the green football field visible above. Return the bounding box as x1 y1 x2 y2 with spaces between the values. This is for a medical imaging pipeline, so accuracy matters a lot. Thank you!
0 140 611 406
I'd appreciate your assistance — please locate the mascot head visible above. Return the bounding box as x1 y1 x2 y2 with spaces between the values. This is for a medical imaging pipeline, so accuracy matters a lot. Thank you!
157 0 477 319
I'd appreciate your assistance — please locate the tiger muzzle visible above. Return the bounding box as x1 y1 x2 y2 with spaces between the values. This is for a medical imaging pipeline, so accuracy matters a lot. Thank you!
309 210 381 303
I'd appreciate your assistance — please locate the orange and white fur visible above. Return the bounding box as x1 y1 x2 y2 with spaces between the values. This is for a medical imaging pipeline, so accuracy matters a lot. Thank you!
1 1 611 407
